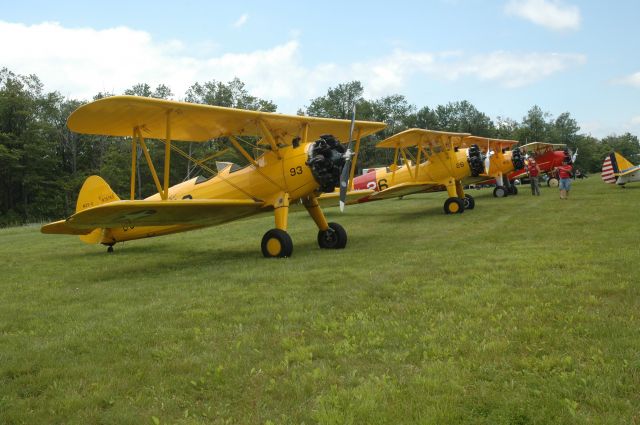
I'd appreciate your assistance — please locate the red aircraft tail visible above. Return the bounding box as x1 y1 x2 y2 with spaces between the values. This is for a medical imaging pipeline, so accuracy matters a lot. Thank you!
601 153 617 184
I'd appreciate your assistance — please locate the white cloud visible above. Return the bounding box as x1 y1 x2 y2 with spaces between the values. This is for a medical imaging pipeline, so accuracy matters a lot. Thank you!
352 50 586 96
233 14 248 28
505 0 581 31
0 20 586 113
615 72 640 88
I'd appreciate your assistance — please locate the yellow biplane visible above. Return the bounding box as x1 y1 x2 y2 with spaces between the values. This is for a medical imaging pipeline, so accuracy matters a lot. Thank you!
461 136 525 197
41 96 386 257
349 129 486 213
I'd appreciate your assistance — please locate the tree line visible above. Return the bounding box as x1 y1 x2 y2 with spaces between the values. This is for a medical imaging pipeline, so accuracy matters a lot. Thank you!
1 68 638 226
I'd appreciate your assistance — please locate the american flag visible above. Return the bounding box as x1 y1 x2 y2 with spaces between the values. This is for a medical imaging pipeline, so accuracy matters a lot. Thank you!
601 155 617 184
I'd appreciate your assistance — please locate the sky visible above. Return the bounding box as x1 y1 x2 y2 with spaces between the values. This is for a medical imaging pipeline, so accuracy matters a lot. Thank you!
1 0 639 138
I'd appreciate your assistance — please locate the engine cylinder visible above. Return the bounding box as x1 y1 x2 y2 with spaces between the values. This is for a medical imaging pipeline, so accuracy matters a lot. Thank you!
306 135 346 193
511 147 525 170
467 144 484 177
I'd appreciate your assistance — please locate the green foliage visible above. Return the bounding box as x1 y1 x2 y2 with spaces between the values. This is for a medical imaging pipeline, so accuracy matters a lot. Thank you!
1 178 639 424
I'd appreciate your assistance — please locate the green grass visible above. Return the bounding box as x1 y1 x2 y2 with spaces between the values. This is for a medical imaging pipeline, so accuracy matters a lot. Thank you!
1 177 639 424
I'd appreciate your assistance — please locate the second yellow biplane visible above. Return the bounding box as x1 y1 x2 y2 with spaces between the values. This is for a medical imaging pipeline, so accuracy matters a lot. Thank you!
351 129 486 213
41 96 386 257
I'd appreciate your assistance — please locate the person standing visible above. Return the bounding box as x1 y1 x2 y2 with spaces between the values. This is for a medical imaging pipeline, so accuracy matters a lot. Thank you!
526 157 541 195
557 160 574 199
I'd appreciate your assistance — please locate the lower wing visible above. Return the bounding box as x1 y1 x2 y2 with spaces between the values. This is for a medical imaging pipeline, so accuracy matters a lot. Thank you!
367 182 445 200
42 199 265 233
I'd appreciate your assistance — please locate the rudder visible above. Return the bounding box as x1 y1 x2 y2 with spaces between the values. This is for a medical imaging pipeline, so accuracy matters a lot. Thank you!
76 176 120 244
601 153 617 184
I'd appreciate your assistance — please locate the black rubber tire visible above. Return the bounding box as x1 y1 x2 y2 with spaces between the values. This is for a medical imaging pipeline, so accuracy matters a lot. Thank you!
463 194 475 210
107 245 114 253
548 177 559 187
444 197 464 214
317 222 347 249
509 185 518 195
493 186 507 198
261 229 293 258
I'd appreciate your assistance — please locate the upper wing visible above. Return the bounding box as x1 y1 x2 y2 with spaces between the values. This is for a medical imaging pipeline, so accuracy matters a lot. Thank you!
376 129 471 150
67 96 386 144
464 136 518 151
519 142 565 154
367 182 445 200
45 199 265 231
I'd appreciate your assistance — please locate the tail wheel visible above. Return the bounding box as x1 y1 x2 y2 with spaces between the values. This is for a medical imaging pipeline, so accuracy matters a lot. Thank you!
261 229 293 258
444 197 464 214
508 185 518 195
317 222 347 249
493 186 507 198
548 177 559 187
463 194 475 210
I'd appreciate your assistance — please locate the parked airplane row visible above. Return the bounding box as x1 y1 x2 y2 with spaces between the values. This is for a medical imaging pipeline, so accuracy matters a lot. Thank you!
42 96 593 257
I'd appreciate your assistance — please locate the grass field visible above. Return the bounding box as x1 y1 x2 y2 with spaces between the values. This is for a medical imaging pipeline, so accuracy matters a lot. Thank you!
1 177 639 424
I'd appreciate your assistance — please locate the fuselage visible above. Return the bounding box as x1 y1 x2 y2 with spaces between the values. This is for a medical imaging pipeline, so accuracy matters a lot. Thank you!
353 148 475 195
104 143 319 243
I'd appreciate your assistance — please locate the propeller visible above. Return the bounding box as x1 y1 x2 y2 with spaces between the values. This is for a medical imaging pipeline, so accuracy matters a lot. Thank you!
339 104 357 212
484 141 494 175
571 148 578 164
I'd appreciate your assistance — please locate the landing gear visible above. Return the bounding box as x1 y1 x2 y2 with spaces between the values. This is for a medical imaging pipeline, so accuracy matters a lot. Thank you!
508 184 518 195
463 194 475 210
493 186 508 198
261 229 293 258
444 197 464 214
107 245 114 253
547 177 559 187
318 222 347 249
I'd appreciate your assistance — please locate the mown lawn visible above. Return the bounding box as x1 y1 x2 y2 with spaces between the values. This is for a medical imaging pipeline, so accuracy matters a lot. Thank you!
1 177 639 424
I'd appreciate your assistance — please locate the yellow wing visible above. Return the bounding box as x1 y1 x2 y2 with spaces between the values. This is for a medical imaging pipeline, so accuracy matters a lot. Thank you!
367 182 445 200
376 129 471 150
48 199 265 230
315 190 375 207
464 136 518 151
67 96 386 145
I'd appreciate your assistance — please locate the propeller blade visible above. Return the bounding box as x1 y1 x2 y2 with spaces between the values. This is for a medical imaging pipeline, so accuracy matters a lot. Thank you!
484 141 492 174
339 105 356 212
571 148 578 164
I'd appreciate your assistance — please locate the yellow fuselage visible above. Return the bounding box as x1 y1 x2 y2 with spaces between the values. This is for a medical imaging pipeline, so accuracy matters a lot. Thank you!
103 144 316 243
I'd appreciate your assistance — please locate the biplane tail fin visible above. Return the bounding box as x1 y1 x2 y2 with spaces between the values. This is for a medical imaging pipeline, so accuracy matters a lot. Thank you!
40 175 119 242
75 176 120 243
76 175 120 213
601 153 618 184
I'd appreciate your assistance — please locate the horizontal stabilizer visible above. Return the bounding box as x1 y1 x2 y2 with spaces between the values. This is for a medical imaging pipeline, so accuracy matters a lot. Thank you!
41 220 96 235
368 182 444 200
63 199 265 229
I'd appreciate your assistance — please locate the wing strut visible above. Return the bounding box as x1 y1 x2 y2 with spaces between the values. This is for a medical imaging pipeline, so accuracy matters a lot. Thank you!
163 111 172 200
134 127 164 198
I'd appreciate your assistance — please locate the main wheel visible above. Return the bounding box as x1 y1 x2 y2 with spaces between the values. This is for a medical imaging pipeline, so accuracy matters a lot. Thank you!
444 197 464 214
493 186 508 198
547 177 559 187
317 222 347 249
107 245 114 253
261 229 293 258
463 194 475 210
508 185 518 195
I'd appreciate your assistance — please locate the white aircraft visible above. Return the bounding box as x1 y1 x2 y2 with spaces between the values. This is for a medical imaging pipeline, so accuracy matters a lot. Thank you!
601 152 640 186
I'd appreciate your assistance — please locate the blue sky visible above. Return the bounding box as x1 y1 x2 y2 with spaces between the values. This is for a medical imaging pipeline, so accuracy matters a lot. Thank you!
2 0 639 137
